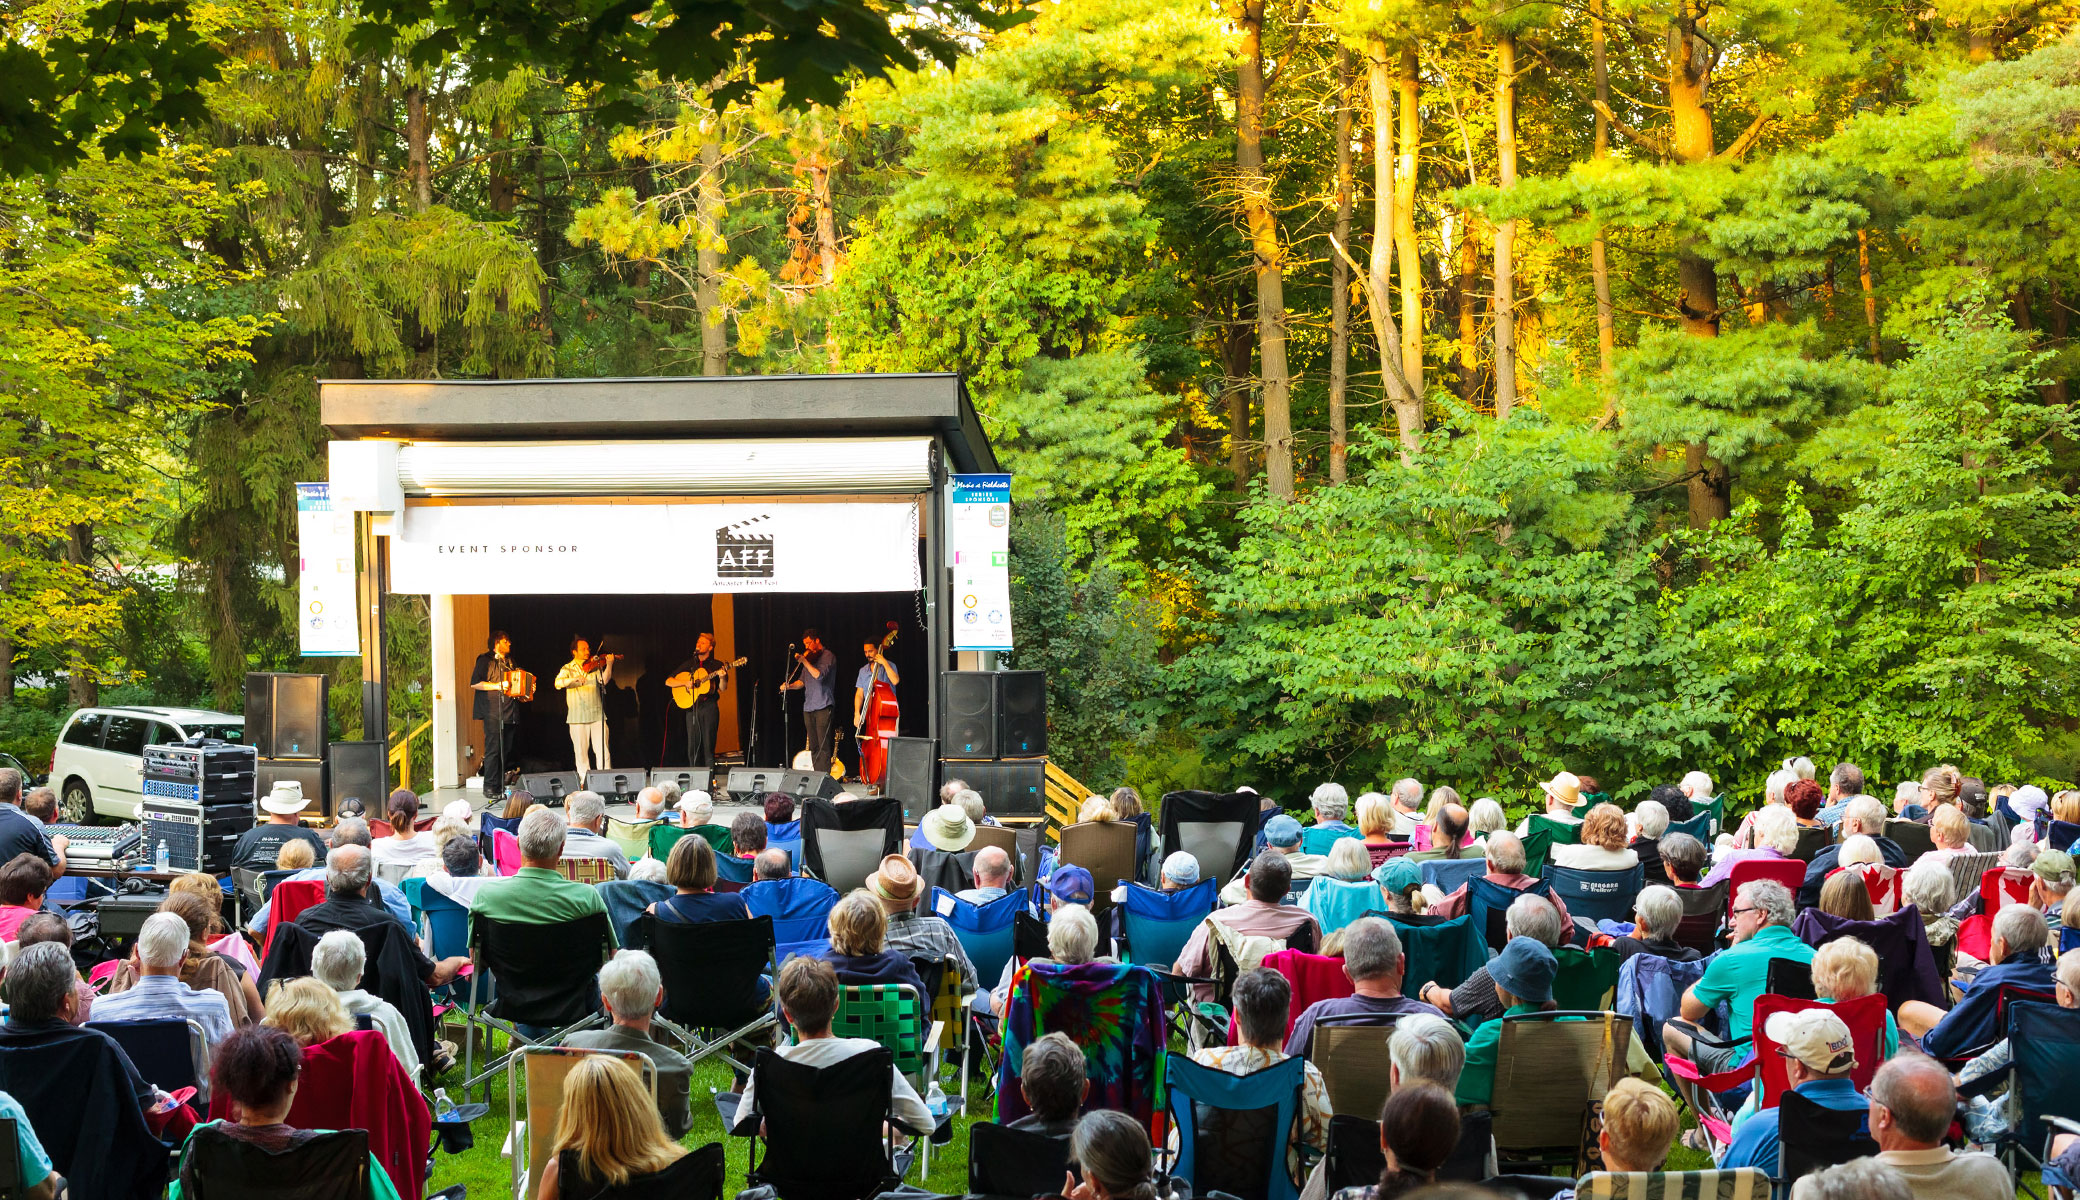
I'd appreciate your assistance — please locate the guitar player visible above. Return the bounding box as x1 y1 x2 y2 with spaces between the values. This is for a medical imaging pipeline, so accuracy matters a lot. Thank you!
665 632 730 768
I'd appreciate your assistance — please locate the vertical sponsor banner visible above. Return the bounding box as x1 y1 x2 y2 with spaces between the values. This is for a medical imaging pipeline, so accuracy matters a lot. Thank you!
949 474 1013 651
296 483 360 655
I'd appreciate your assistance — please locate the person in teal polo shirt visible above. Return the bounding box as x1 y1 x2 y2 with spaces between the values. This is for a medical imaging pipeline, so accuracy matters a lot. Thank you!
470 807 617 942
1662 877 1814 1111
1717 1008 1867 1178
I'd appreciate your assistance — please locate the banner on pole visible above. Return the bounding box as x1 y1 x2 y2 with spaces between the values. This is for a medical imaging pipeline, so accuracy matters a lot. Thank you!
388 502 921 595
948 474 1013 651
296 483 360 656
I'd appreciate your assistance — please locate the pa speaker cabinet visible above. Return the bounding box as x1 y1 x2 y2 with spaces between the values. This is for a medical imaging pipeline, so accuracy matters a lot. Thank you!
726 768 786 804
518 771 584 802
586 769 649 799
780 771 844 800
650 768 712 796
256 759 329 823
994 670 1048 757
244 672 327 760
953 757 1048 817
884 737 938 822
941 671 997 758
325 741 387 815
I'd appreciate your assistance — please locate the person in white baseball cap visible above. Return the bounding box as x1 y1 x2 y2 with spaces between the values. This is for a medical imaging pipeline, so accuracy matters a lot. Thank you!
1719 1008 1865 1177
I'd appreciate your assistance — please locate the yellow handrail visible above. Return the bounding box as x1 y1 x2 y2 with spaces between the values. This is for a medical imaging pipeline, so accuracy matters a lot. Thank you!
388 719 433 792
1043 760 1090 842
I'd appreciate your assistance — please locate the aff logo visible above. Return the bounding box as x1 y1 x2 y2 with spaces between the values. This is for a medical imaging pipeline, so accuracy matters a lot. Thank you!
716 516 775 579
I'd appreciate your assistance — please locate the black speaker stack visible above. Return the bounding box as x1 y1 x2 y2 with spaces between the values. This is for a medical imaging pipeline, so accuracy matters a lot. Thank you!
939 670 1048 817
246 672 337 823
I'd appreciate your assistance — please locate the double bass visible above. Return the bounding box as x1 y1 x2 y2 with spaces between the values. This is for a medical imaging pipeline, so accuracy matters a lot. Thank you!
859 622 901 786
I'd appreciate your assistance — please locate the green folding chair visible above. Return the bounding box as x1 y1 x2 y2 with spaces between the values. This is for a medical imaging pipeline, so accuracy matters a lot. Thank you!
1526 814 1581 848
1552 944 1621 1011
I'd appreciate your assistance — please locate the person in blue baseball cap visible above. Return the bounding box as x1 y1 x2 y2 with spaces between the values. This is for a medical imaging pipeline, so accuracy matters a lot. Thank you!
1374 856 1426 916
1222 812 1326 904
1045 865 1094 907
1456 937 1558 1106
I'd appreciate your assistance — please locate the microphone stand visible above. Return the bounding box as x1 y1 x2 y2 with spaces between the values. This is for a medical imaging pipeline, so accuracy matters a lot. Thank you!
778 643 802 770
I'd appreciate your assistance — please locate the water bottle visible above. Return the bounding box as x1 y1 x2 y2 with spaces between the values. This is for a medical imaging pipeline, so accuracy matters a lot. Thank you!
154 839 170 873
924 1079 947 1118
432 1087 457 1122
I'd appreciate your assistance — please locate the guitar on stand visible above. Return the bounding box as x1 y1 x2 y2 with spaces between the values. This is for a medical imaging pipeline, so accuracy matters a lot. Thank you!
855 622 901 788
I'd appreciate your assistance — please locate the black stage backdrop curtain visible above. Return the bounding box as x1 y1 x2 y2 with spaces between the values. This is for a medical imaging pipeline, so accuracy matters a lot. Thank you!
490 592 927 773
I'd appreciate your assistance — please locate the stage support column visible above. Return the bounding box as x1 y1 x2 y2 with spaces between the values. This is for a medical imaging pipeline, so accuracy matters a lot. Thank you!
926 477 947 749
431 594 459 790
358 514 390 747
712 593 740 756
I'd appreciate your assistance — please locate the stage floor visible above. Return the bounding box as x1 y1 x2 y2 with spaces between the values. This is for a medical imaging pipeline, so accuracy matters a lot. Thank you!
419 782 876 827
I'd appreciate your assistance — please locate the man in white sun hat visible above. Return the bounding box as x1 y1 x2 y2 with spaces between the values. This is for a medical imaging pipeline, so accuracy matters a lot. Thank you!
230 780 328 870
920 804 977 854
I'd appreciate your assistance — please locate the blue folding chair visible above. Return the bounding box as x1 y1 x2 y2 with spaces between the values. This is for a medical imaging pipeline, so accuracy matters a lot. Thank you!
1166 1053 1306 1200
1387 913 1486 991
1299 826 1360 857
2051 821 2080 853
766 819 804 870
1467 876 1555 952
2063 925 2080 955
747 876 841 947
1118 880 1217 971
932 886 1026 989
88 1018 201 1098
1993 1000 2080 1191
715 851 755 885
1420 857 1485 896
1544 864 1645 925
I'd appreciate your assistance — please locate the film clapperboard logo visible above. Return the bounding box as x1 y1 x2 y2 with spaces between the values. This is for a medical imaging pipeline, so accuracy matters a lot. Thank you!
716 515 776 579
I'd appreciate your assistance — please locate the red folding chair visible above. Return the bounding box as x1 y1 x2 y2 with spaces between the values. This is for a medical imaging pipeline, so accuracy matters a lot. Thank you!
1750 993 1887 1109
1725 858 1807 921
1981 866 2032 913
1825 863 1904 916
262 879 326 959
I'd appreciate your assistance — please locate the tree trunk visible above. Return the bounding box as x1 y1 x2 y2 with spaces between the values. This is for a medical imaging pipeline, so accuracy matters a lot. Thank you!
0 627 12 703
1330 47 1353 484
1224 299 1255 491
404 85 432 212
1857 228 1880 363
1457 211 1481 403
697 132 729 376
2048 282 2070 404
1671 14 1729 526
1491 32 1519 420
811 156 841 369
1591 0 1617 399
64 524 96 708
1370 43 1421 459
1396 47 1423 403
1237 0 1295 498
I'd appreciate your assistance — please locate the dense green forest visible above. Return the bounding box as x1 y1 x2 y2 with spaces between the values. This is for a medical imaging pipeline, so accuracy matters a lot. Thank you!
4 0 2079 807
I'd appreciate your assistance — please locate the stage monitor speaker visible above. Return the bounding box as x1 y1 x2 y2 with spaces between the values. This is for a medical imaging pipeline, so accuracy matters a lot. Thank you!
325 741 386 816
256 759 328 822
651 769 712 796
942 672 997 758
586 769 649 800
779 771 844 801
995 671 1048 757
518 772 583 802
884 737 938 823
727 768 785 804
955 757 1048 817
244 672 327 760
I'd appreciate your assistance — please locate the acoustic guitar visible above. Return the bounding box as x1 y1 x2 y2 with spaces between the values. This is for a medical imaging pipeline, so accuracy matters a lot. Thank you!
671 656 746 709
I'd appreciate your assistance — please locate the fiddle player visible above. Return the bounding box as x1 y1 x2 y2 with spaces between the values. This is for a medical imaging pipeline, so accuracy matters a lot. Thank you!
780 629 836 775
557 637 617 775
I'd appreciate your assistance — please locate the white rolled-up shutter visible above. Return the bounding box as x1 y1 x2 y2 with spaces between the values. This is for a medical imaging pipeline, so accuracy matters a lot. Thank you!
394 437 936 496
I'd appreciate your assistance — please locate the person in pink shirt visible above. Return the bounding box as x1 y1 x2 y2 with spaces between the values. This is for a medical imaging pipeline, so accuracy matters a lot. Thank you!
0 853 52 941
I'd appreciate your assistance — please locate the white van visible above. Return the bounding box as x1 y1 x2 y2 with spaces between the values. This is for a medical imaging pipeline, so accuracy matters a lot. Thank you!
49 706 245 821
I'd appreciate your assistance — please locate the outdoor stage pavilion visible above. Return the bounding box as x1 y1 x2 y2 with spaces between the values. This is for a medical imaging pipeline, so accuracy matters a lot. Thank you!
319 374 1002 807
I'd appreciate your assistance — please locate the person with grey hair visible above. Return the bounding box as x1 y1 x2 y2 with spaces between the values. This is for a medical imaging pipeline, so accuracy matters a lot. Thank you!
1789 1158 1913 1200
956 788 996 828
1466 798 1507 847
1388 778 1424 835
0 941 176 1125
1008 1032 1087 1139
243 815 415 930
1665 879 1812 1084
1604 885 1699 963
1958 949 2080 1144
1815 761 1873 828
1680 770 1715 810
1285 917 1442 1055
473 804 616 938
1417 894 1564 1024
1630 799 1671 883
1800 796 1907 909
1426 831 1575 930
1387 1013 1466 1092
1867 1053 2010 1200
675 789 713 828
1657 831 1709 885
425 833 495 907
1309 782 1352 830
559 791 631 878
1192 969 1330 1174
751 847 792 882
627 855 668 884
955 845 1013 903
1902 903 2056 1057
298 844 471 996
564 949 694 1137
1901 860 1961 976
309 930 419 1077
91 912 235 1095
633 786 667 821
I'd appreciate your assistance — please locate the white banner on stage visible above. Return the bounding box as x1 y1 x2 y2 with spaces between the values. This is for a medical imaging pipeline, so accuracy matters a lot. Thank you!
389 502 920 594
296 483 360 656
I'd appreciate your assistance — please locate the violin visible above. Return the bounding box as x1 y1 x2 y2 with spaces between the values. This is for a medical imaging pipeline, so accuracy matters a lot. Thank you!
581 636 614 673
